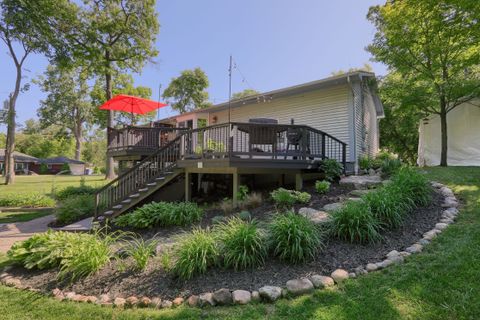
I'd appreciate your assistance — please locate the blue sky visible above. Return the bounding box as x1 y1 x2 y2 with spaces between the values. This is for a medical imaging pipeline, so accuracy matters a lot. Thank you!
0 0 386 131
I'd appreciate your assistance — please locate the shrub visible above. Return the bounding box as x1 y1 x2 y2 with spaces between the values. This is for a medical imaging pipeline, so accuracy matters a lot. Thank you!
39 163 48 174
359 155 371 171
330 201 382 244
380 158 402 178
0 193 55 208
363 187 413 229
390 167 432 207
270 188 311 209
315 180 331 194
124 236 159 271
216 217 268 270
115 201 203 229
240 192 263 210
219 198 235 214
55 185 98 200
55 195 95 225
211 215 228 225
268 212 322 263
7 229 124 281
320 159 343 182
173 228 218 280
236 185 249 201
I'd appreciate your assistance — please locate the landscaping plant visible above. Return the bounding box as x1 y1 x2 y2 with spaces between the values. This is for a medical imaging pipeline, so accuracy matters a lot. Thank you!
55 195 95 225
391 167 432 206
238 210 252 221
55 185 98 200
236 185 249 201
240 192 263 209
380 157 402 178
124 236 159 271
0 193 55 208
115 201 203 229
271 188 311 209
219 198 235 214
315 180 331 194
173 228 219 280
268 212 322 263
330 201 382 244
320 159 343 182
216 217 268 270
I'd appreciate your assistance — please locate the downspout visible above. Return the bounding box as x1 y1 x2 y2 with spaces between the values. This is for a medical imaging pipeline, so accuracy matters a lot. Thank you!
346 75 358 174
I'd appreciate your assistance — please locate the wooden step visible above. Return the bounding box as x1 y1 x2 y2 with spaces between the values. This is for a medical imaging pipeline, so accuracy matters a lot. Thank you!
146 182 157 187
103 210 114 217
138 188 148 192
97 216 105 222
121 199 132 204
155 176 166 181
129 193 140 198
112 205 123 210
164 171 173 175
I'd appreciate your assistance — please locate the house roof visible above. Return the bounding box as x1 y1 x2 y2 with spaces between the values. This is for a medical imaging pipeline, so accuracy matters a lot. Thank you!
157 71 384 123
41 157 86 165
0 149 40 163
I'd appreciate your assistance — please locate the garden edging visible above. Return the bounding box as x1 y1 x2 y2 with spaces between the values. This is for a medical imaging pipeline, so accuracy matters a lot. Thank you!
0 180 459 309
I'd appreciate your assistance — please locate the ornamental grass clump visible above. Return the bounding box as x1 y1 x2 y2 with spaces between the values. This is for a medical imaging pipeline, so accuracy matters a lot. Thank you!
390 167 432 207
270 188 311 209
331 201 382 244
268 212 322 263
115 201 203 229
124 236 159 271
216 217 268 270
363 187 413 229
173 228 219 280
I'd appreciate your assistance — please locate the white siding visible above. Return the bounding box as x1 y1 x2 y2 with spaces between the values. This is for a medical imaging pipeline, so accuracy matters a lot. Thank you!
209 84 353 159
363 86 380 157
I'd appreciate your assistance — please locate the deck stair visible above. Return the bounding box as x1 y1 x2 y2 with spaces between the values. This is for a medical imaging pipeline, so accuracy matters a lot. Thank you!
94 134 184 222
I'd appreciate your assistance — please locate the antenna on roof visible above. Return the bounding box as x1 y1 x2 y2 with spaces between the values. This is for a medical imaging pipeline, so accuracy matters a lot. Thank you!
228 55 232 123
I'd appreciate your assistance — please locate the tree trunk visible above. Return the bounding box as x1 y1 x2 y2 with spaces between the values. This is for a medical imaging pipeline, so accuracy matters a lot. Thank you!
104 52 116 179
439 97 448 167
5 63 22 184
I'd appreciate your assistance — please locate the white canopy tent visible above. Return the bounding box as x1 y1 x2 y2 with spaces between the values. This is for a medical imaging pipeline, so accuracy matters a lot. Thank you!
418 100 480 166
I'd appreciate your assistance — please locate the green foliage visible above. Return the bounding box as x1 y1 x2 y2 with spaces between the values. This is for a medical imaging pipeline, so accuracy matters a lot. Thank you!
55 185 97 200
216 217 267 270
315 180 331 194
114 201 203 229
270 188 311 209
231 89 260 100
7 229 125 281
380 157 402 178
173 228 218 280
236 185 249 201
124 236 159 271
39 163 49 174
358 155 382 171
363 187 413 229
320 159 343 182
331 201 382 244
0 193 55 208
268 212 322 263
54 195 95 225
390 167 432 207
163 68 211 114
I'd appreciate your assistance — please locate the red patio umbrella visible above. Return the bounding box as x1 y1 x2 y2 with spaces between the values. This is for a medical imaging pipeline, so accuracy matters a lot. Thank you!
99 94 168 116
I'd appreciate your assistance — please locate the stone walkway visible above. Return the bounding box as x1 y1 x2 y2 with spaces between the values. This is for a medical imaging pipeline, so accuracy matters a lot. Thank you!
0 214 55 253
54 217 93 232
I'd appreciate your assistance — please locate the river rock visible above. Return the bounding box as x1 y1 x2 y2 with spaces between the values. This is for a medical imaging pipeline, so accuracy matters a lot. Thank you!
212 288 232 305
232 290 251 305
251 291 260 302
259 286 282 302
198 292 216 307
310 275 335 288
406 243 423 253
186 295 198 307
172 297 184 306
323 202 344 212
366 263 378 272
113 297 126 308
150 297 162 308
286 278 314 296
331 269 349 283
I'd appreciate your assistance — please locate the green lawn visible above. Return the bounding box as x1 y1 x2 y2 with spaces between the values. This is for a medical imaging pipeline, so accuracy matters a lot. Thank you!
0 175 106 197
0 167 479 319
0 208 54 224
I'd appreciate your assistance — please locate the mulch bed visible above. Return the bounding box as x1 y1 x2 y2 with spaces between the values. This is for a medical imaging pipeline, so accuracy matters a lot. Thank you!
7 183 445 300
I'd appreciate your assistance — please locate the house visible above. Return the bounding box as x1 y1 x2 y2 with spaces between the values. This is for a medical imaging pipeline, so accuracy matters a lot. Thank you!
418 99 480 166
96 71 384 221
37 157 87 175
0 149 40 174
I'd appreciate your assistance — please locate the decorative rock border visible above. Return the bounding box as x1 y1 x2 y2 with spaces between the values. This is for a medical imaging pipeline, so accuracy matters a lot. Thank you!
0 181 459 309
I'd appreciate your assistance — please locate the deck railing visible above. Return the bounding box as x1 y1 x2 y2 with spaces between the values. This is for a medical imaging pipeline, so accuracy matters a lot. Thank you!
107 126 185 153
95 122 347 217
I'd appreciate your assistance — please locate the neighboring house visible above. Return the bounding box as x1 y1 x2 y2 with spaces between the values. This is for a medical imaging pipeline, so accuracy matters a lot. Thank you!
36 157 87 175
96 72 384 222
418 100 480 166
0 149 40 174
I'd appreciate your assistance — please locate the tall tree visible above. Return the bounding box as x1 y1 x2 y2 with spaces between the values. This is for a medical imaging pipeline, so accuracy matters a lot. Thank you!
367 0 480 166
90 73 154 126
163 68 211 114
55 0 159 179
231 89 259 100
35 65 92 160
378 73 425 164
